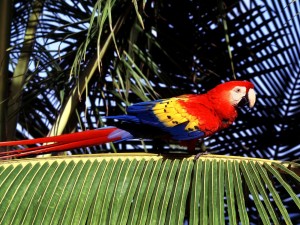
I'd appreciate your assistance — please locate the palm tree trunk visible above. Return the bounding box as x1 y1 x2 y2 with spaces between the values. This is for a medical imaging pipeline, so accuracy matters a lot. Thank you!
6 0 44 141
0 0 13 143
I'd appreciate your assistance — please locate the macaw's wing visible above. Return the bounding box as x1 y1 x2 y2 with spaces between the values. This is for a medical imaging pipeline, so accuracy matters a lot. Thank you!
107 97 205 141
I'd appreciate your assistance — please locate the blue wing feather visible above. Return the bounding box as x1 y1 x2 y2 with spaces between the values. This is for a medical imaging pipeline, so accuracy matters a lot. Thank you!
106 100 204 141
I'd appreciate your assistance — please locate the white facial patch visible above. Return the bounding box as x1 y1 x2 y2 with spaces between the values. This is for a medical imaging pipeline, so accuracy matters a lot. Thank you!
230 86 247 106
230 86 256 108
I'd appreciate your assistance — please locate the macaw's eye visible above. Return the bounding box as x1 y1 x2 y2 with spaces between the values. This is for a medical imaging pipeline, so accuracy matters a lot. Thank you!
236 88 241 93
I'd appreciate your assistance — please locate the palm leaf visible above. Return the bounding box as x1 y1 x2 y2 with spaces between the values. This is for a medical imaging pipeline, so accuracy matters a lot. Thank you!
0 154 299 224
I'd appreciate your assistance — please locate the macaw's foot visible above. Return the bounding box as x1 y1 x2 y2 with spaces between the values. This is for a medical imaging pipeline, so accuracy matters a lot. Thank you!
194 151 209 160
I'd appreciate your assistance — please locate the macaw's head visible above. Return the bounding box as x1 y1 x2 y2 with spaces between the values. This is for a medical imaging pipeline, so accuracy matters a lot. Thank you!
206 81 256 126
208 80 256 109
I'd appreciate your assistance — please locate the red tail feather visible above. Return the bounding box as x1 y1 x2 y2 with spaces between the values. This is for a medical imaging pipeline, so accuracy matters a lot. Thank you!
0 127 132 159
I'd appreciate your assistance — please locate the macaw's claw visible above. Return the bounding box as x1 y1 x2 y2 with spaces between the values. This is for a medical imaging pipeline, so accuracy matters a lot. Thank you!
194 151 209 160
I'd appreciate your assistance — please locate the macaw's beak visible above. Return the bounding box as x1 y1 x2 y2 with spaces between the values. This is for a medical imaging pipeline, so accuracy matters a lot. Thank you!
237 88 256 108
247 88 256 108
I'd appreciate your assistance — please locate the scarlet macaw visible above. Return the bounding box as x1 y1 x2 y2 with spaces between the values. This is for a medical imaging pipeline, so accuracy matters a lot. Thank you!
0 80 256 159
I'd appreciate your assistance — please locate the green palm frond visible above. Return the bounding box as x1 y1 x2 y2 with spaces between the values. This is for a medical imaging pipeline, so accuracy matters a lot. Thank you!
0 155 299 224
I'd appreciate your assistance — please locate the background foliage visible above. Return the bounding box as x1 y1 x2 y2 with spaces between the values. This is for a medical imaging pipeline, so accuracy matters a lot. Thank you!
1 0 299 161
0 0 299 160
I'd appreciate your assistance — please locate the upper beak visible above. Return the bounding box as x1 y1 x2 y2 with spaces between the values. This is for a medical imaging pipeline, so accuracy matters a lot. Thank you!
247 88 256 108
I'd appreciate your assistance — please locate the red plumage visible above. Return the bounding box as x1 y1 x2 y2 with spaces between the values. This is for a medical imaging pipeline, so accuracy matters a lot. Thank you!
179 80 254 136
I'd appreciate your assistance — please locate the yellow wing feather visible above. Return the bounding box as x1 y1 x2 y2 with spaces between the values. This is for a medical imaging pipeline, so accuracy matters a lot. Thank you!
152 98 199 131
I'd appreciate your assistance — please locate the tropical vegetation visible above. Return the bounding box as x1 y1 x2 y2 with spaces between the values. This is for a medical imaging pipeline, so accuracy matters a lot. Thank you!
0 0 299 224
